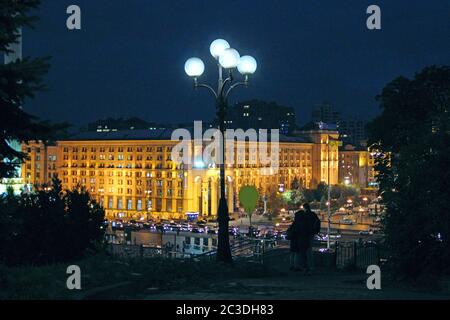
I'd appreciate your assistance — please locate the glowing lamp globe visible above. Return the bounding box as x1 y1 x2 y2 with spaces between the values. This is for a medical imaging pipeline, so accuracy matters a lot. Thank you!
184 57 205 77
219 48 240 69
237 55 257 75
210 39 230 59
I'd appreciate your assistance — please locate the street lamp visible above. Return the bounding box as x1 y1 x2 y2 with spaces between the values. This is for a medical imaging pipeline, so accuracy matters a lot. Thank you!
325 135 340 250
184 57 205 78
185 38 257 262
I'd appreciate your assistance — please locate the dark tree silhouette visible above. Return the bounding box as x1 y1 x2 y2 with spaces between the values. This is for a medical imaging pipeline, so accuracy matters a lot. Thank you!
0 177 105 266
367 65 450 281
0 0 67 178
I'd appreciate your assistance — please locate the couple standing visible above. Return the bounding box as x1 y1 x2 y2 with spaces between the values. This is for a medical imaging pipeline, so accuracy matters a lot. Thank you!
287 203 321 275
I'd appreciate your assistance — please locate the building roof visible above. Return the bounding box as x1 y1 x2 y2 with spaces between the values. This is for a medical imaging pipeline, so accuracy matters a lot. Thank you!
64 128 175 141
278 135 311 143
62 128 313 144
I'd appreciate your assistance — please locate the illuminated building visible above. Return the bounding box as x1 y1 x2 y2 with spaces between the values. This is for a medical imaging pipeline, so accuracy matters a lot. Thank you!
21 129 343 220
338 144 376 188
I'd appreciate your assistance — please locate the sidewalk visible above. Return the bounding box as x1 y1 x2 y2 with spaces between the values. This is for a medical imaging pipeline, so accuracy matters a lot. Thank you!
145 272 449 300
141 250 450 300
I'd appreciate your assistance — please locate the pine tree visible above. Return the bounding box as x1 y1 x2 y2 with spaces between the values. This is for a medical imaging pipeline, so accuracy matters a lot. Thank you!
0 0 66 178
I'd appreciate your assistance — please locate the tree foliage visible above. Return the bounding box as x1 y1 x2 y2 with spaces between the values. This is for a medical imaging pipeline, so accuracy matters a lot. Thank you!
267 191 285 214
282 189 304 209
277 181 359 210
0 177 105 266
0 0 67 178
367 65 450 280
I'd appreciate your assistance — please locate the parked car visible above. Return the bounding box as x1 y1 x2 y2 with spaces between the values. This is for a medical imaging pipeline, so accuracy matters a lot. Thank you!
340 218 354 225
317 233 342 241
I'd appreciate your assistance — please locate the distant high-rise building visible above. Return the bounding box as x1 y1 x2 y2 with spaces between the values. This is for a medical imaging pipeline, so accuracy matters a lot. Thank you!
310 103 367 147
338 119 367 147
311 103 340 124
226 99 296 135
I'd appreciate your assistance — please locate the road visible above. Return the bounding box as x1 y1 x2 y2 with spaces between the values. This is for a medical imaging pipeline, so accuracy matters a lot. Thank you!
107 210 383 247
109 226 381 248
231 213 381 232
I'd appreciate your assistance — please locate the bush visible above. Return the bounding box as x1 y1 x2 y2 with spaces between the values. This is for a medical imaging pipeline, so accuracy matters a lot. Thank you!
0 177 105 266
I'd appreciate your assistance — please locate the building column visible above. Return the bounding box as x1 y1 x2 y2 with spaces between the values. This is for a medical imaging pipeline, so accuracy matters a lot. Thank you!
211 178 218 217
201 181 209 216
227 180 234 213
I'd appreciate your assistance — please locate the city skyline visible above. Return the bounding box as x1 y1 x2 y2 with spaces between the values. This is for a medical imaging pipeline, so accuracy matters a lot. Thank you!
22 0 450 126
1 0 449 302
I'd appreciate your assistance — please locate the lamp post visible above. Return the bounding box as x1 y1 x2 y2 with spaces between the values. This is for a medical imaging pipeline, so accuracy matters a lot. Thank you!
327 138 331 250
325 135 340 250
185 39 257 262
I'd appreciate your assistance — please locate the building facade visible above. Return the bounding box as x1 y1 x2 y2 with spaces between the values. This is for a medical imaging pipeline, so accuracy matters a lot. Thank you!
21 129 344 220
338 145 376 189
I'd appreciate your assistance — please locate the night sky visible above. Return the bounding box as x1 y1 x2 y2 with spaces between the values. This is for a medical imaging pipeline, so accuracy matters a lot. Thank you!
23 0 450 127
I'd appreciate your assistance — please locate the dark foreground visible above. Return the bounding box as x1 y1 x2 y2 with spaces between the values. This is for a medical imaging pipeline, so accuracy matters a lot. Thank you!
1 249 449 300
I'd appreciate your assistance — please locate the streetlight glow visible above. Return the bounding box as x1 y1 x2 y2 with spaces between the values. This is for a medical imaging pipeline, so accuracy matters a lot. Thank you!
210 39 230 59
238 55 257 75
184 39 257 263
184 57 205 77
219 48 240 69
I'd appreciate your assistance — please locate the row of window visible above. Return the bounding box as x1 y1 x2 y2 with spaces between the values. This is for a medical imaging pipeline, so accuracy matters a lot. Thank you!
104 198 183 212
61 170 181 179
63 146 173 153
61 180 184 196
26 147 40 153
62 177 183 188
62 146 304 154
61 163 177 170
63 154 173 161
